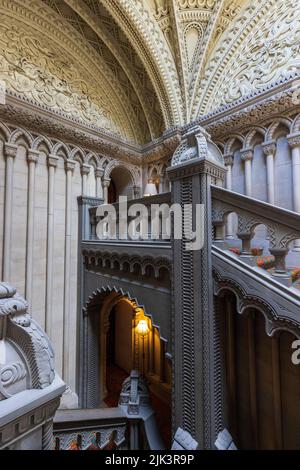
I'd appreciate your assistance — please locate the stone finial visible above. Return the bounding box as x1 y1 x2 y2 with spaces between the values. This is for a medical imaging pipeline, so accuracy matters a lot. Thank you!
171 125 223 168
118 370 149 415
171 125 209 166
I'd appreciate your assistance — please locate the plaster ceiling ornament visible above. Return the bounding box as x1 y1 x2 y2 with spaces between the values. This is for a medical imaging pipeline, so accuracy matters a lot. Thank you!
0 0 298 148
197 0 300 117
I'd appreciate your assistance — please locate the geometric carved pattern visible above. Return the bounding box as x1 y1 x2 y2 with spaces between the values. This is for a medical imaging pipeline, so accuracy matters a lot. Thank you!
213 265 300 339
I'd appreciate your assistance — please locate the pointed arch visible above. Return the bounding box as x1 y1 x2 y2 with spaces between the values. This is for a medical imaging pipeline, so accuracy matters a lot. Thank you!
224 134 244 154
32 135 53 153
70 147 86 165
9 128 33 147
266 118 292 141
52 141 71 160
243 127 266 149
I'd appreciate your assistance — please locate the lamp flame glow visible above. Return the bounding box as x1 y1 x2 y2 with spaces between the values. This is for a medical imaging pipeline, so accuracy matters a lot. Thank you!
136 319 150 336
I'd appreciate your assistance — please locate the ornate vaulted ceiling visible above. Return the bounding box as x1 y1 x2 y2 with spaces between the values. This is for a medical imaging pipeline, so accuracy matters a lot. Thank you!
0 0 299 145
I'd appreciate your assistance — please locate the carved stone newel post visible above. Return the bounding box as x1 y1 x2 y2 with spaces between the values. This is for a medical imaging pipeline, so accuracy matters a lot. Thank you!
167 126 225 448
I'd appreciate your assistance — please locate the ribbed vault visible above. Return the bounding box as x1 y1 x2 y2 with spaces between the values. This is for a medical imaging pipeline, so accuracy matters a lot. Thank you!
0 0 299 145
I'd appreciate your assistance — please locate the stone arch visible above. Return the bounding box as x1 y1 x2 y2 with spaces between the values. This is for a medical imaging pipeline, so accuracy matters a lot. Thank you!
52 141 71 160
148 164 159 179
291 113 300 133
265 117 292 141
224 134 244 154
70 147 86 164
81 285 169 408
213 271 300 339
86 153 100 168
32 135 53 154
104 160 138 186
243 127 266 149
9 128 33 148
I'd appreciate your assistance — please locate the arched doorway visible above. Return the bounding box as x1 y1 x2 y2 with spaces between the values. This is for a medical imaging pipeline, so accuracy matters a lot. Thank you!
82 290 172 446
108 166 134 203
221 292 300 449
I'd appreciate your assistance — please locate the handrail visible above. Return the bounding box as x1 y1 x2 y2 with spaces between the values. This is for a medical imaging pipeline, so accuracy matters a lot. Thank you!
211 186 300 232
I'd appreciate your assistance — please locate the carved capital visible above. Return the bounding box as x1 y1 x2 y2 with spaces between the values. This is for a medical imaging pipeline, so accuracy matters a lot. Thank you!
48 154 59 168
223 154 234 167
103 178 111 188
65 159 76 173
4 143 18 159
81 163 90 176
287 133 300 149
262 141 276 157
240 148 253 162
95 167 104 178
27 149 39 164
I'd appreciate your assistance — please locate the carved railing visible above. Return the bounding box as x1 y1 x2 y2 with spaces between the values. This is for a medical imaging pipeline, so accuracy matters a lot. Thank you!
53 371 165 451
212 185 300 287
53 408 129 450
88 193 171 244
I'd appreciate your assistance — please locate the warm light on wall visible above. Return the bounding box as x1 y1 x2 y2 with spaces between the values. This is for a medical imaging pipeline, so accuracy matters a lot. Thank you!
136 319 150 337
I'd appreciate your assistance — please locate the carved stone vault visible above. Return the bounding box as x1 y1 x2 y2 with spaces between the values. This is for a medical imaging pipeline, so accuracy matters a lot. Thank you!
0 0 299 147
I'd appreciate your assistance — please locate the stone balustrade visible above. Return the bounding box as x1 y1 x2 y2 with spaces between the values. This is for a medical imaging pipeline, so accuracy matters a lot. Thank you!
89 192 172 243
212 185 300 286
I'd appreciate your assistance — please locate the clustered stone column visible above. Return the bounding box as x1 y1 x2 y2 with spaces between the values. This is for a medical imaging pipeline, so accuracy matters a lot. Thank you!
224 154 234 238
63 159 76 383
240 148 253 197
262 141 277 205
46 154 59 337
288 133 300 251
95 167 104 199
168 125 225 448
3 143 18 281
103 177 111 203
26 149 39 302
81 163 90 196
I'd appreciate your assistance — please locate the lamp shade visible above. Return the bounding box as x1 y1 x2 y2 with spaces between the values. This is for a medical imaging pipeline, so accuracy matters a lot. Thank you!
136 319 150 336
143 182 157 197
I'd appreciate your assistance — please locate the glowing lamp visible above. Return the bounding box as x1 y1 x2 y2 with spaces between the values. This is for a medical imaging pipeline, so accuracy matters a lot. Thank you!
136 319 149 337
143 181 157 197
